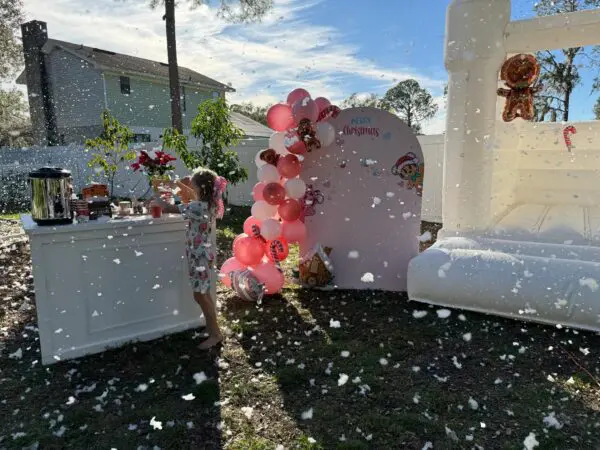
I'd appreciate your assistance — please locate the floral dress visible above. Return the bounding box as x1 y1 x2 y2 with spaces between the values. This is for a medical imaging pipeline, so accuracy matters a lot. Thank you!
179 201 216 294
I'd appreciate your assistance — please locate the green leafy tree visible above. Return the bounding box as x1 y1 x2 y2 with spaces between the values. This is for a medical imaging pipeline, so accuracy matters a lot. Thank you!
0 0 24 80
84 111 136 195
594 97 600 119
230 102 270 126
167 97 248 185
383 79 438 134
533 0 600 121
149 0 273 133
0 89 32 147
341 93 389 110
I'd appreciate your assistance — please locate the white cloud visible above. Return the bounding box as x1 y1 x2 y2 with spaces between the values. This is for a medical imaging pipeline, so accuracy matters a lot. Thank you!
18 0 446 132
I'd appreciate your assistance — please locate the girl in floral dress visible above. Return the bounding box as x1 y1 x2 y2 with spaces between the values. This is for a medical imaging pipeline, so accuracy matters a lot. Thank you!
154 168 227 350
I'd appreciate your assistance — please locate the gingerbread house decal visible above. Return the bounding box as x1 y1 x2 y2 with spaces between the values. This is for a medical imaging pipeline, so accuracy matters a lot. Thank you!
299 244 334 288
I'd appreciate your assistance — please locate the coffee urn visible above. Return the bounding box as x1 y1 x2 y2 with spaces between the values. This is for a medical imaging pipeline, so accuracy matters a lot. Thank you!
29 167 74 225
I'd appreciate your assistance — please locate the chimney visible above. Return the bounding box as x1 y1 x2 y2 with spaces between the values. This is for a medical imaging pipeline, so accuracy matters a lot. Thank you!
21 20 58 146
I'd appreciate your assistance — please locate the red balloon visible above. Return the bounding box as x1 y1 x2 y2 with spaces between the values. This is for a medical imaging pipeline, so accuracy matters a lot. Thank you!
252 182 266 201
277 154 301 179
263 182 286 205
315 97 331 113
285 131 307 155
243 216 262 237
266 238 289 262
233 234 265 266
278 198 302 222
281 220 307 244
251 262 285 294
219 257 246 287
292 98 319 125
267 104 294 132
287 88 311 106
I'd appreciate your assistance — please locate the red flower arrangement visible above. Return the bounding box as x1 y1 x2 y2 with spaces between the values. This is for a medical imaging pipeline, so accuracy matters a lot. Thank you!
131 150 177 179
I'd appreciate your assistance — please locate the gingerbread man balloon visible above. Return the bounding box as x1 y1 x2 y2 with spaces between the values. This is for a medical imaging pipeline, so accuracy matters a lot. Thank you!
497 54 542 122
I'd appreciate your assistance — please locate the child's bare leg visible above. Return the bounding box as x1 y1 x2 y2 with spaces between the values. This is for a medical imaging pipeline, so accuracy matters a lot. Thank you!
193 292 223 349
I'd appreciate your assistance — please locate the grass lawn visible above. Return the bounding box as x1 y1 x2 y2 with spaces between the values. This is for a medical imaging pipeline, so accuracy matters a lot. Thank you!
1 206 600 449
0 212 22 220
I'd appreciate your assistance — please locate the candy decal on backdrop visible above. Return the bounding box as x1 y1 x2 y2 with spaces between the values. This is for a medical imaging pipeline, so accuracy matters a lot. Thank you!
220 88 340 296
563 125 577 152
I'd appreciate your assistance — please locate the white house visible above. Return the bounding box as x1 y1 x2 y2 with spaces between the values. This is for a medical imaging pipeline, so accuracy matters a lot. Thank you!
17 20 271 146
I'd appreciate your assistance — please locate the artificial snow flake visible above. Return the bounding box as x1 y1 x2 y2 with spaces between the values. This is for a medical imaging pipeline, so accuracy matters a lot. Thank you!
523 432 539 450
445 426 459 442
419 231 432 242
348 250 359 259
152 284 160 290
437 309 451 319
241 407 254 419
329 319 341 328
135 250 143 257
452 356 462 369
468 397 479 410
580 347 590 356
66 396 76 405
181 393 195 401
422 442 433 450
372 197 382 206
301 408 313 420
193 372 208 385
150 416 163 430
338 374 349 386
135 383 148 392
438 262 451 278
413 310 428 319
361 272 374 283
53 426 66 437
340 351 350 358
458 314 466 321
413 393 421 404
579 277 599 292
462 332 472 342
379 358 388 366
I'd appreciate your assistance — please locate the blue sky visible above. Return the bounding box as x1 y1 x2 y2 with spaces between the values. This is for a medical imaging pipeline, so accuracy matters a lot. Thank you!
14 0 600 132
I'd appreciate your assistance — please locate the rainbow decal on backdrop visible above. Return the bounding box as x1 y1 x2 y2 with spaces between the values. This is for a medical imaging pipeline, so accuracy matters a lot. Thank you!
219 89 339 296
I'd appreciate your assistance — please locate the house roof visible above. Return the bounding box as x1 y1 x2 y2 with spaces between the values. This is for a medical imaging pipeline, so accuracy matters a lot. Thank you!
16 38 234 92
230 111 272 138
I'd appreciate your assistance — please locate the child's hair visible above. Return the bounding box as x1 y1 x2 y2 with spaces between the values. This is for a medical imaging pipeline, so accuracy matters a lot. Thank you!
190 167 218 210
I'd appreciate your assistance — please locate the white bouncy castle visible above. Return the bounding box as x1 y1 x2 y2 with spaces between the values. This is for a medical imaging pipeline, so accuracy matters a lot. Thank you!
408 0 600 331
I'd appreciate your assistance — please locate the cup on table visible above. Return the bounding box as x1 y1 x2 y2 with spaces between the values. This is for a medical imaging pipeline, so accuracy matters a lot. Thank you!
119 201 131 216
150 202 162 219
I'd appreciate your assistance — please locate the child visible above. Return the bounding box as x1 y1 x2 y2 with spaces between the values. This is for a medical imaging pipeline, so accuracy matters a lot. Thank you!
153 168 227 350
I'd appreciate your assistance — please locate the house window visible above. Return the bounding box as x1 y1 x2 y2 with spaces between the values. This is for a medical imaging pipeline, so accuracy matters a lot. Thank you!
133 133 151 143
120 76 130 95
181 86 186 112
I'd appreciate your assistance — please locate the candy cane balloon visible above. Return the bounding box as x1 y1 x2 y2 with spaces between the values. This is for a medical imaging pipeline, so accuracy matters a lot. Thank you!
563 125 576 152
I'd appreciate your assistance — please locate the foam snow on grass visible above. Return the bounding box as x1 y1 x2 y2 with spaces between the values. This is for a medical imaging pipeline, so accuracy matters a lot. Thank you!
193 372 208 385
463 332 472 342
436 309 451 319
338 374 349 386
8 348 22 360
329 319 341 328
150 417 163 430
543 412 563 429
379 358 388 366
413 310 428 319
579 277 599 292
301 408 313 420
241 407 254 419
468 397 479 410
340 351 350 358
418 231 432 242
135 383 148 392
181 393 195 401
523 432 539 449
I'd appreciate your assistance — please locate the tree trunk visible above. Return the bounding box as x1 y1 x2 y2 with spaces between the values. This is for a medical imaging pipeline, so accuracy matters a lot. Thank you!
165 0 183 133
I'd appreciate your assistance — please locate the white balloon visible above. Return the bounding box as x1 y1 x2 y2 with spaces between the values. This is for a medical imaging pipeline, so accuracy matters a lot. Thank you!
257 164 280 183
269 132 287 154
255 150 266 168
316 122 336 147
285 178 306 199
251 201 278 221
260 219 281 240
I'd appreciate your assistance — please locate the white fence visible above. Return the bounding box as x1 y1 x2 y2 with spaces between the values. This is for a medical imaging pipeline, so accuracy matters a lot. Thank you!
0 134 444 222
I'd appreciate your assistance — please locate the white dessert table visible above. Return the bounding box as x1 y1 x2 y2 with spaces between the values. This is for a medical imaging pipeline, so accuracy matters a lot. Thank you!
21 214 212 365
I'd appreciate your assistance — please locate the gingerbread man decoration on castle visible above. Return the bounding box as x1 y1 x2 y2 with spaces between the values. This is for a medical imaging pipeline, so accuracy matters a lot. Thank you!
391 151 424 196
497 54 542 122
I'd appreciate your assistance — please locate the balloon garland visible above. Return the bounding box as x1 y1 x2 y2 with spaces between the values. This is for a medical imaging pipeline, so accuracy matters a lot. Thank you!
220 88 339 296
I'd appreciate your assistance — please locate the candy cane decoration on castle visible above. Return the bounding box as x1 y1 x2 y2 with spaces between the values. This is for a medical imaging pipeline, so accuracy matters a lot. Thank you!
219 88 339 296
563 125 577 152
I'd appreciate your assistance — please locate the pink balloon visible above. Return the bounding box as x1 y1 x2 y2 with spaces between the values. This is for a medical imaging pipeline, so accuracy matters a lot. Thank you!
265 237 289 263
233 234 265 266
252 182 266 201
315 97 331 114
292 98 319 125
287 88 311 106
267 103 294 132
219 257 246 288
277 154 301 179
278 198 302 222
243 216 262 237
263 182 286 205
251 262 285 294
281 220 307 244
